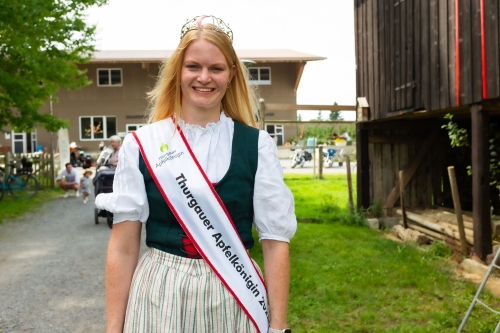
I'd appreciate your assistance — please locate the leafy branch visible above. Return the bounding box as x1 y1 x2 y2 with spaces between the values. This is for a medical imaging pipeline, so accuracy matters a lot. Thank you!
442 114 500 195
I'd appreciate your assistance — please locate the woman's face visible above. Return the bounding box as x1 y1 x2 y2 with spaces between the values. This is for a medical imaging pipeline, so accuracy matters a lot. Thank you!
180 38 235 116
110 140 120 150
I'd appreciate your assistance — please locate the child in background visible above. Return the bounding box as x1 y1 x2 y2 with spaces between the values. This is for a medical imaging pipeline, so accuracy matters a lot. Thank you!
80 170 92 204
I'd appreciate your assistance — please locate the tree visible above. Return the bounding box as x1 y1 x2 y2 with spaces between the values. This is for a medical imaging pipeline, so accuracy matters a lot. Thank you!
316 111 323 121
0 0 108 133
329 101 344 121
297 113 302 121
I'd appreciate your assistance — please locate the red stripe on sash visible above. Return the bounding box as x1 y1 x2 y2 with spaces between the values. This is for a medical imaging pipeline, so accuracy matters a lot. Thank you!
177 126 267 287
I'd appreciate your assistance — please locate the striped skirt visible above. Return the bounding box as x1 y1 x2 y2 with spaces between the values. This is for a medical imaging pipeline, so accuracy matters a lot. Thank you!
123 248 261 333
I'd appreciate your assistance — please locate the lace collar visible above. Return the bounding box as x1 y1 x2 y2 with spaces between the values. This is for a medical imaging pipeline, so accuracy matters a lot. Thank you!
178 112 230 134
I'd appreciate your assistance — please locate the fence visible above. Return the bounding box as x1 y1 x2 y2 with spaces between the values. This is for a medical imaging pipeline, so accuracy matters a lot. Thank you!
278 144 356 178
0 152 59 189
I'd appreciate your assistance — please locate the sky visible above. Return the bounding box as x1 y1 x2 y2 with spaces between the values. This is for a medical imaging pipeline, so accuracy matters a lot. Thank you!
86 0 356 121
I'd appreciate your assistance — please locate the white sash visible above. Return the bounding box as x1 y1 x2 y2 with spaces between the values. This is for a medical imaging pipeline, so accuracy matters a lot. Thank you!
132 118 269 333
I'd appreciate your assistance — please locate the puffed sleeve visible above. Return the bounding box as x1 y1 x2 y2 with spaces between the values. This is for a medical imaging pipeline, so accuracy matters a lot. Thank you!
253 131 297 242
95 134 150 223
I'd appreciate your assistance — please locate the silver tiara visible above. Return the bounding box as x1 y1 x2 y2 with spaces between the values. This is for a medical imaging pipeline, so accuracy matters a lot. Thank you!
180 15 233 42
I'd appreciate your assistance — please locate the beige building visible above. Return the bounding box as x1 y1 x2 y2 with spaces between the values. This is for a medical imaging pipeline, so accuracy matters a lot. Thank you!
0 50 325 154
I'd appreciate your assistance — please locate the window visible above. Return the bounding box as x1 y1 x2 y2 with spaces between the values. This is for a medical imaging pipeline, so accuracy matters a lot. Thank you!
248 67 271 85
79 116 117 140
126 124 146 133
266 124 284 145
11 131 26 154
97 68 122 86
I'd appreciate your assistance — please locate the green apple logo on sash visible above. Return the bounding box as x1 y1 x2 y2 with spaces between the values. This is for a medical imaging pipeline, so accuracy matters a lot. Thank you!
160 143 169 152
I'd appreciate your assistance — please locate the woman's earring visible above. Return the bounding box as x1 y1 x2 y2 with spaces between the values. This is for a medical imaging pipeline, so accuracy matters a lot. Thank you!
227 82 230 88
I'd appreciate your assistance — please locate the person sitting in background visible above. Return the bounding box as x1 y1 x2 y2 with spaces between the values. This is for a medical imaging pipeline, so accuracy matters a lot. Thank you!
70 148 85 167
69 141 78 152
107 135 121 169
56 163 80 198
340 131 351 142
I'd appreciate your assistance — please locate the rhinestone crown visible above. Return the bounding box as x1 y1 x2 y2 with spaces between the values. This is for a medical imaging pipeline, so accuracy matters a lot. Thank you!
180 15 233 42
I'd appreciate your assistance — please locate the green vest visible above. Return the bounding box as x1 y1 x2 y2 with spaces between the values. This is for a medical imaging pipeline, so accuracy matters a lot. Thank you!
139 121 259 257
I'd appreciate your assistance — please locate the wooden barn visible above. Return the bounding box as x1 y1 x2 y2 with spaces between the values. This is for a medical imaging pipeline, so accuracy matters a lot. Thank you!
354 0 500 260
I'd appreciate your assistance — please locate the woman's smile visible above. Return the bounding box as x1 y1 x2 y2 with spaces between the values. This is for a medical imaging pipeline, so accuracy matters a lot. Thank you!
193 87 216 92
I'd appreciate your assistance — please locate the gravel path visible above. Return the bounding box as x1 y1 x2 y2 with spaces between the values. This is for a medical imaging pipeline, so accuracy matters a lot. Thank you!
0 194 145 333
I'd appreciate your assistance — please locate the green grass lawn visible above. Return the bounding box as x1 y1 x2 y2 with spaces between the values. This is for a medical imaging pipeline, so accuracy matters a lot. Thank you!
285 174 357 223
0 188 59 224
250 174 500 333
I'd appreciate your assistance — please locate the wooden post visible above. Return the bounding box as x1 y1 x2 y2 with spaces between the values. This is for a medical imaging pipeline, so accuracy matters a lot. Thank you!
471 103 492 260
5 152 11 177
38 153 43 188
346 155 354 215
399 171 408 229
356 124 370 209
312 147 316 177
318 146 323 179
48 95 58 189
49 151 55 188
447 166 468 255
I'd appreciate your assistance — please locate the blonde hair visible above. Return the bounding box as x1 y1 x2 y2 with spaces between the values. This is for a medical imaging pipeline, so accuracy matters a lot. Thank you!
147 24 258 127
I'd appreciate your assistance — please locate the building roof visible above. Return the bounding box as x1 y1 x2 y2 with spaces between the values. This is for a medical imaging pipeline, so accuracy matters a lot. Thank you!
90 49 326 63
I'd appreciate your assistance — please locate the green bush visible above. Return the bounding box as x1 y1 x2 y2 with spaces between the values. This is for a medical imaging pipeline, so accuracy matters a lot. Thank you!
338 209 368 227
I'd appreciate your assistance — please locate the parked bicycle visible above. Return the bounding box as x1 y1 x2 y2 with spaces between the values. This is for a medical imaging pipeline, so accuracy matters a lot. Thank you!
0 163 39 201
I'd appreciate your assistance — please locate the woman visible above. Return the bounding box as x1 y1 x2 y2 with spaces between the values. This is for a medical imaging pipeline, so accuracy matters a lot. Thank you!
96 15 296 333
107 135 121 169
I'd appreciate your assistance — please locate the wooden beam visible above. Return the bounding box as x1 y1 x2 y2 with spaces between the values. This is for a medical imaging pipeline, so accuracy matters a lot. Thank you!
471 103 492 260
384 129 438 209
264 103 356 111
360 120 437 130
399 171 408 229
482 99 500 111
294 62 306 91
346 155 354 215
447 166 469 255
368 135 421 144
263 120 356 125
318 146 323 180
356 124 370 209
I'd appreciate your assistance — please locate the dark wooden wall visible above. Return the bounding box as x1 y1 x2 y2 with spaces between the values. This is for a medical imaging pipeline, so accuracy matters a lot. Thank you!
355 0 500 121
366 125 473 213
360 116 500 216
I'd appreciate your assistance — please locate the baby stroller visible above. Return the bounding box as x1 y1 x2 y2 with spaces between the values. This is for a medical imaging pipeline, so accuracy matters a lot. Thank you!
20 157 34 173
93 167 115 228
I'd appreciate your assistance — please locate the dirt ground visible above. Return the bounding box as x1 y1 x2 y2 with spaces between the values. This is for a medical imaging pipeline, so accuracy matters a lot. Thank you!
0 194 147 333
383 233 500 298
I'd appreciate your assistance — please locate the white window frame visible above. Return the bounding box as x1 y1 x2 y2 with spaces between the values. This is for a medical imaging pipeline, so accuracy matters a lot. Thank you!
266 124 284 146
126 124 146 133
248 67 271 85
79 116 117 141
31 130 38 152
97 68 123 87
11 131 27 154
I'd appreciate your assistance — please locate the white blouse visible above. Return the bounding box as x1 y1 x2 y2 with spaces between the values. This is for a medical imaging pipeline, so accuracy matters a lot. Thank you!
95 113 297 243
